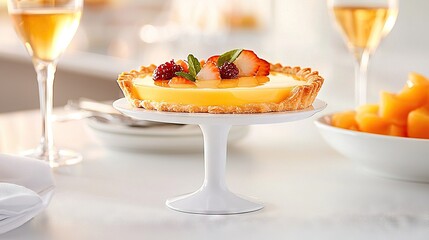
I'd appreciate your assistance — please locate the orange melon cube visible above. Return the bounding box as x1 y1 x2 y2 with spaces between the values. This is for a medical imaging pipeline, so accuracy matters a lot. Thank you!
398 85 428 108
397 72 429 108
407 107 429 139
356 104 379 115
331 111 358 130
388 124 407 137
379 91 417 126
355 112 390 135
408 72 429 86
398 76 428 104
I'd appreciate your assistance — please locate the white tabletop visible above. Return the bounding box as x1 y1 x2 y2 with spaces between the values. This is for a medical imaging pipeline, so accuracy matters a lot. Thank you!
1 109 429 239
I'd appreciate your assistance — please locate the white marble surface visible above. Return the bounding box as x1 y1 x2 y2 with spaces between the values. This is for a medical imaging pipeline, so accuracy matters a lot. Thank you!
0 109 429 239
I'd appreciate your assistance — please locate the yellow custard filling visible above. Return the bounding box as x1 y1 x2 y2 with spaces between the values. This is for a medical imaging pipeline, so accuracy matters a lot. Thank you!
132 72 310 107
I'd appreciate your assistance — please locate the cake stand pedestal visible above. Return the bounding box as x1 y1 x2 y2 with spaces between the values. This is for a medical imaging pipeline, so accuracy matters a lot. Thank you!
114 98 327 215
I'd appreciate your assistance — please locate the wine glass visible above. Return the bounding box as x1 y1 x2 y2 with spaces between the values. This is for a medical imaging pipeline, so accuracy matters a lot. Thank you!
327 0 398 106
7 0 83 167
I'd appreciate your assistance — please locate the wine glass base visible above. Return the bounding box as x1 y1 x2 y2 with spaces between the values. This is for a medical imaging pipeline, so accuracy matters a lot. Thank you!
22 148 82 168
166 187 264 215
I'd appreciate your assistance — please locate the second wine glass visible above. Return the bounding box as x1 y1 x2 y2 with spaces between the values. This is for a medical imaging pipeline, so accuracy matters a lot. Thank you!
328 0 398 106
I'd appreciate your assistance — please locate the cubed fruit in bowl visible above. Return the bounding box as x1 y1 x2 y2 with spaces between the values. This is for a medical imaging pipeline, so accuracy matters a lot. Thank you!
388 124 407 137
315 114 429 183
397 73 429 107
379 91 416 126
397 83 428 106
407 107 429 139
356 104 379 115
331 111 358 130
355 111 391 135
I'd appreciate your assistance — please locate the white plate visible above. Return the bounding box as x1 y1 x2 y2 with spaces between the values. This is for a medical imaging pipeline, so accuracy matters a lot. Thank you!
86 118 249 152
315 114 429 182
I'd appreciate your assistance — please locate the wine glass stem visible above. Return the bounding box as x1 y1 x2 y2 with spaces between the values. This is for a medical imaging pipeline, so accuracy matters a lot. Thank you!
354 51 370 106
34 60 57 164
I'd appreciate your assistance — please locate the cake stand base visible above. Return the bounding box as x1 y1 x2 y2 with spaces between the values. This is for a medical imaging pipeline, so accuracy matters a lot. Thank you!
166 188 263 215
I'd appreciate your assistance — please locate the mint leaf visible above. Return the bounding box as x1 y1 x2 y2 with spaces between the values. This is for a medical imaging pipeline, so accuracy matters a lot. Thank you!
175 71 196 82
217 49 243 67
187 54 201 77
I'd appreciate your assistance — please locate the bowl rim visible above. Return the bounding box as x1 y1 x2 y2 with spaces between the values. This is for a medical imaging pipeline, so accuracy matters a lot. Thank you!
314 113 429 143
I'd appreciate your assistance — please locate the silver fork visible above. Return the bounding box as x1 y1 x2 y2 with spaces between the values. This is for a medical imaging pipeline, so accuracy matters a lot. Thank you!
58 98 176 127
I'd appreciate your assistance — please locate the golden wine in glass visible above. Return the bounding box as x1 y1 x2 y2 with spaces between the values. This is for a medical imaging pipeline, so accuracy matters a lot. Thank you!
8 0 83 167
328 0 398 106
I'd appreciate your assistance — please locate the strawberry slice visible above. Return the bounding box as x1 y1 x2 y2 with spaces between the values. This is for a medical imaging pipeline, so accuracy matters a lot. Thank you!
207 55 220 64
233 50 260 77
176 60 189 73
256 59 270 76
196 62 221 81
168 76 196 88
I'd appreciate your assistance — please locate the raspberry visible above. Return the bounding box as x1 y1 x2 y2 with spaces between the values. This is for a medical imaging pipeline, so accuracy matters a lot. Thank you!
153 60 183 80
219 62 239 79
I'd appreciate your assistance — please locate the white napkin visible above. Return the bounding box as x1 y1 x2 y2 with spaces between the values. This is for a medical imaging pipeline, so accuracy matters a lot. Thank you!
0 154 55 235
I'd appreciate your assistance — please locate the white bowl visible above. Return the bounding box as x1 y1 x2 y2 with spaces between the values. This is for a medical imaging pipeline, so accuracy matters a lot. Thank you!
315 114 429 182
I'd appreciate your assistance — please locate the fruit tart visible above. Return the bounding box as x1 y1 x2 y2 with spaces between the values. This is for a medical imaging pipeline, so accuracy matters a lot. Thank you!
117 49 324 114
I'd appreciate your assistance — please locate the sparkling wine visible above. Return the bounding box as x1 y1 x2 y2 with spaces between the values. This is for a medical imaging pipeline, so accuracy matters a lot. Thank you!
333 6 398 52
10 9 81 61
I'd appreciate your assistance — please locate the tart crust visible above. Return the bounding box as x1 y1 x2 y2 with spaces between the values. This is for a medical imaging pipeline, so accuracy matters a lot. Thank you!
117 64 324 114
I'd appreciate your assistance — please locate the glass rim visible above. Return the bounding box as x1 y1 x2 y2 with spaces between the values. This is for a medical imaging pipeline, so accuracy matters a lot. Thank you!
7 0 84 12
326 0 399 9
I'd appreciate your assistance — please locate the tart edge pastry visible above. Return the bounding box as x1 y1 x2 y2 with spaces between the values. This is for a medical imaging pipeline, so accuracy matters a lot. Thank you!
117 63 324 114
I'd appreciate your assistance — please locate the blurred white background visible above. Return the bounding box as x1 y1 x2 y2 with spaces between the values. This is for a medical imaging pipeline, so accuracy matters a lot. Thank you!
0 0 428 112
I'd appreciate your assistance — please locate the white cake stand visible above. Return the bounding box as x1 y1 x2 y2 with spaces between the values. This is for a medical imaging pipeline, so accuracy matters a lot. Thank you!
113 98 327 215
